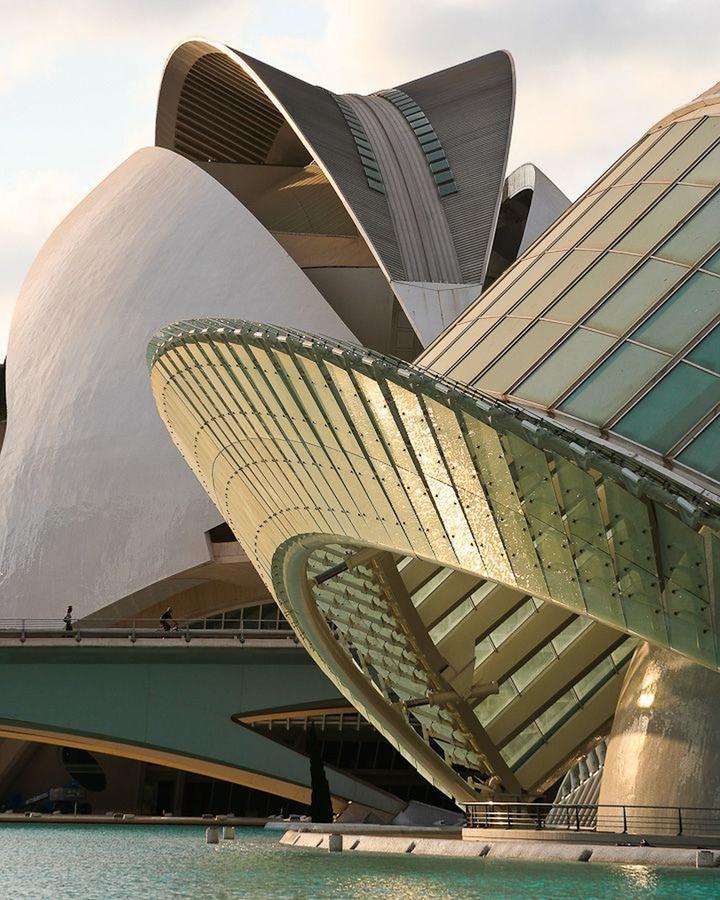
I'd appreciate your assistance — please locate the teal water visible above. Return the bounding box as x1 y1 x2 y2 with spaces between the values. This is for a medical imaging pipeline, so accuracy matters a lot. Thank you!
0 825 718 898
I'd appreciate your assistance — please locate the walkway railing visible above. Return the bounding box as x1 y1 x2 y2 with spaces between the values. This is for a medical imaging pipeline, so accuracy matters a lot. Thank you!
0 618 298 645
463 801 720 836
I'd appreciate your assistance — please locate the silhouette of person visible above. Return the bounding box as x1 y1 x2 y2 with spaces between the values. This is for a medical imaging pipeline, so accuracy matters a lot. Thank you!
160 606 175 632
63 605 73 632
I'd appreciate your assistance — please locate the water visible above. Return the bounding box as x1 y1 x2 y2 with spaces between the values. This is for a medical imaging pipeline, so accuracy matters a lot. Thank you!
0 825 718 898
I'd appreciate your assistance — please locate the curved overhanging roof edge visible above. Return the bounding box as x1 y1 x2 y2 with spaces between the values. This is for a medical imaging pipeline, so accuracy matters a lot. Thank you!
155 37 394 283
155 38 516 347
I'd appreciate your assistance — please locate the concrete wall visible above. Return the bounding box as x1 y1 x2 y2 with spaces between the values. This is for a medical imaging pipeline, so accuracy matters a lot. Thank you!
0 147 354 620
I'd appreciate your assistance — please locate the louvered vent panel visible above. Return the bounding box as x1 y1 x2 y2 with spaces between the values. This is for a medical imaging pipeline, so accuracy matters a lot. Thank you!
175 53 285 163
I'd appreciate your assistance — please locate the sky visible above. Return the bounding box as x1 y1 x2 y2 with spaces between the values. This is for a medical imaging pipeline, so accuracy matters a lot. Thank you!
1 0 719 357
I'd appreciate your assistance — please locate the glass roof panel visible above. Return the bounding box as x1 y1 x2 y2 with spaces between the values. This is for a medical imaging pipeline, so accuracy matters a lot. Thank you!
614 184 710 256
649 117 720 182
586 258 687 336
687 326 720 374
614 363 720 453
631 271 720 354
476 320 570 393
515 329 616 407
683 141 720 186
560 343 667 424
655 192 720 266
547 252 637 324
702 248 720 276
677 416 720 480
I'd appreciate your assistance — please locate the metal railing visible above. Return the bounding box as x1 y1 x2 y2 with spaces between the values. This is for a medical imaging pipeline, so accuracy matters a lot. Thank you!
463 802 720 837
0 618 298 645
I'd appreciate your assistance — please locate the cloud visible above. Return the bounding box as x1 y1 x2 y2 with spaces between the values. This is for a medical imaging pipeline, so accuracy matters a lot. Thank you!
1 0 719 356
270 0 720 197
0 1 257 90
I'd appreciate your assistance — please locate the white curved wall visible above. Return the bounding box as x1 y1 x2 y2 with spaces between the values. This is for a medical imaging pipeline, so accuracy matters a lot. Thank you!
0 147 355 619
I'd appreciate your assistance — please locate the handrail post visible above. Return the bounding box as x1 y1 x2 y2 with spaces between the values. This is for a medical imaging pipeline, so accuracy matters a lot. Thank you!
622 805 628 833
536 805 541 830
575 805 580 831
20 618 26 644
507 806 511 830
678 807 683 836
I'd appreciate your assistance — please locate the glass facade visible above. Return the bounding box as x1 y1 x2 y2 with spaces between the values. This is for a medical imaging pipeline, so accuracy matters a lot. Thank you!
420 110 720 486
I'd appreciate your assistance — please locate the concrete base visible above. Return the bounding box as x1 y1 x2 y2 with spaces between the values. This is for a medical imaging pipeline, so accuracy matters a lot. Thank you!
599 642 720 835
281 830 720 868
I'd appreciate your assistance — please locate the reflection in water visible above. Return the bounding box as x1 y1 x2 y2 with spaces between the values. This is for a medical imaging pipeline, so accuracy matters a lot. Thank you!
0 825 717 899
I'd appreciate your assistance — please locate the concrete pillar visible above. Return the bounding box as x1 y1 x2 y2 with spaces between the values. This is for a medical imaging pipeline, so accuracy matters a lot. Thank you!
598 642 720 836
222 826 235 840
328 834 343 852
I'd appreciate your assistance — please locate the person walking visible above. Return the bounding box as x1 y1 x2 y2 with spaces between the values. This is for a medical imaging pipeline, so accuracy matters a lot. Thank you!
63 605 73 632
160 606 175 632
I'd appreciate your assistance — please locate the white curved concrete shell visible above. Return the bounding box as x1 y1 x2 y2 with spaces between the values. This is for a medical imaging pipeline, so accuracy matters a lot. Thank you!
0 147 354 620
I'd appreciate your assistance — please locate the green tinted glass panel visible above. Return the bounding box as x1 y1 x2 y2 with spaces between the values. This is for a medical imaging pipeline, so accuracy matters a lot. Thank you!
650 117 720 182
548 252 637 324
581 184 665 251
684 141 720 186
560 343 667 424
586 258 686 336
476 320 570 392
516 329 616 406
702 248 720 275
614 363 720 453
677 416 720 480
655 193 720 266
618 121 696 186
632 272 720 353
615 185 709 256
687 326 720 374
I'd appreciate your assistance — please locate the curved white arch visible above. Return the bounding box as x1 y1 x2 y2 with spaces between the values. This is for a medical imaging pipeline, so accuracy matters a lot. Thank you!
0 147 354 619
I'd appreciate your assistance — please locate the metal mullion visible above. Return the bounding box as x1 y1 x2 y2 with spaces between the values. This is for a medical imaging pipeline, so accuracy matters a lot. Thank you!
352 371 454 562
546 217 720 414
666 403 720 460
425 125 692 373
472 123 714 390
270 348 370 539
423 396 514 584
602 308 720 431
328 364 434 558
189 339 299 531
386 382 482 572
465 123 701 330
475 169 716 392
295 353 408 549
221 340 340 535
246 341 362 542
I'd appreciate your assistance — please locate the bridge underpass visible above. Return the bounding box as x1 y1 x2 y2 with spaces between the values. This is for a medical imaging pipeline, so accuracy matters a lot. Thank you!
0 632 404 818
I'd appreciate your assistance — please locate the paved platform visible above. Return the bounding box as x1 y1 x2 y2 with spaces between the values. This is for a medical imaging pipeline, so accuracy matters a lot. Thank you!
280 830 720 868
